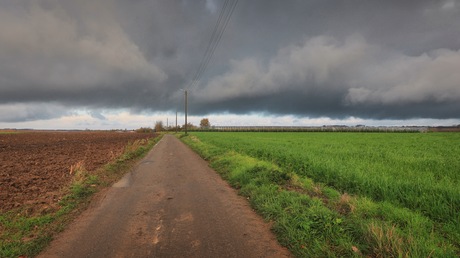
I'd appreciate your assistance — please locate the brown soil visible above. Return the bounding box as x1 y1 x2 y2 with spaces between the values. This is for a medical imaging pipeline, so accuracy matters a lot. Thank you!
0 131 156 213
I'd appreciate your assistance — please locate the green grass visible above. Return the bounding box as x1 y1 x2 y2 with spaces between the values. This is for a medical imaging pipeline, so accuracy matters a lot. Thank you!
0 135 162 258
181 132 459 257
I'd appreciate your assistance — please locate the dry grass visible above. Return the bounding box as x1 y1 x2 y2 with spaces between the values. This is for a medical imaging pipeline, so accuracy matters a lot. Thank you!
337 193 355 215
69 161 91 185
367 222 411 258
124 139 148 153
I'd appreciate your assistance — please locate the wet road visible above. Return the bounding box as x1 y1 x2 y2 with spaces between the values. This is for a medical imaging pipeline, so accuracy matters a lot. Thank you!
39 134 291 258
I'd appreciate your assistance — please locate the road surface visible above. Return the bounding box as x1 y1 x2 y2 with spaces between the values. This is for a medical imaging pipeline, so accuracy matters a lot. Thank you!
39 134 291 258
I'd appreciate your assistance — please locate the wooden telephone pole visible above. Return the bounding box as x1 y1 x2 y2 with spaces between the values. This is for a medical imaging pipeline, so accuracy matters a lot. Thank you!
184 90 188 135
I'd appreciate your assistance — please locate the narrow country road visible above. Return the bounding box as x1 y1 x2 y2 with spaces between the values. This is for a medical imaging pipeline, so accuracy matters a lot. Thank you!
39 134 291 258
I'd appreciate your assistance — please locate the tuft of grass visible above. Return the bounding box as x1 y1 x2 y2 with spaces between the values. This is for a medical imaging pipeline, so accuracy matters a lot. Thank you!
365 222 410 257
0 135 162 258
0 211 54 257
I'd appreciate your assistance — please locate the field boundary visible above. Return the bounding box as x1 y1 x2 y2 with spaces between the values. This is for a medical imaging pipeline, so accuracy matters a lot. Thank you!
189 125 427 133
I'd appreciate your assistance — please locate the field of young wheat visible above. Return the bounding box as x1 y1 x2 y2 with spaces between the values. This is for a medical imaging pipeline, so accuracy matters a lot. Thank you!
183 132 460 257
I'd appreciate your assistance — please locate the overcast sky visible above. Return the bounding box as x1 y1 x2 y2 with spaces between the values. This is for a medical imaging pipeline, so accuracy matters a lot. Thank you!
1 0 459 129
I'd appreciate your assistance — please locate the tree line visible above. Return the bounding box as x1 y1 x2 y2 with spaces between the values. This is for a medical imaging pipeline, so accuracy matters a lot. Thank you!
154 118 211 132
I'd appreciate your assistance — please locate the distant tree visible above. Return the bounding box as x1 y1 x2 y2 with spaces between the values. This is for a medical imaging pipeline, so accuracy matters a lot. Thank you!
135 127 154 133
154 121 164 132
182 123 196 130
200 118 211 129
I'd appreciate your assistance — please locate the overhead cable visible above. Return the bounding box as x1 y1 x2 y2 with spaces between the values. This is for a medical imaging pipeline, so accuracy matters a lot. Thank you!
188 0 239 90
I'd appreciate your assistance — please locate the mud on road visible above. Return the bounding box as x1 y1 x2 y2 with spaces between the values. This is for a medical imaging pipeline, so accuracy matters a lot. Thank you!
0 131 156 213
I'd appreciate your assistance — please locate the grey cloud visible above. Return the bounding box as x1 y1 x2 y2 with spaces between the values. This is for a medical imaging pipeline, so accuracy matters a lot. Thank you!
89 111 106 120
0 103 71 122
1 0 460 123
0 1 166 102
195 35 460 118
345 48 460 105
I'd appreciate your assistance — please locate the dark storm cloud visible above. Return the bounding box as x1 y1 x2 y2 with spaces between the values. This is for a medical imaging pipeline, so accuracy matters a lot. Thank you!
194 0 460 118
0 103 71 123
194 34 460 117
0 0 459 122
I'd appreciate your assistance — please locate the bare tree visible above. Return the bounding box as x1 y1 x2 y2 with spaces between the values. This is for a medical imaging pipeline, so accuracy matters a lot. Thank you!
154 121 164 132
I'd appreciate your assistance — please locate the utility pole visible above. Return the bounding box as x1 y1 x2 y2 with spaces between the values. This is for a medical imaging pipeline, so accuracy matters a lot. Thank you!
175 111 178 133
184 90 188 135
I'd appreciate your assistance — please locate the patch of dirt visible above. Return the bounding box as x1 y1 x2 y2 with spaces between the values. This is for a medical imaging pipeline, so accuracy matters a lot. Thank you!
0 131 156 213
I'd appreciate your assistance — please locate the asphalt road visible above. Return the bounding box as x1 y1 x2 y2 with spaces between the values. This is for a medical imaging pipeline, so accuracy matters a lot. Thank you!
39 134 291 258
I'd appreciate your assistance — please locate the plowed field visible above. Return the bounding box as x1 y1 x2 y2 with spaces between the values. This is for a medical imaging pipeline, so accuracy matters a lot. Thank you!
0 131 156 213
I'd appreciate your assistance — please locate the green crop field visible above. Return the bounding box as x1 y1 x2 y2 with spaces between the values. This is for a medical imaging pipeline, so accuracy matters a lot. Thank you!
181 132 460 257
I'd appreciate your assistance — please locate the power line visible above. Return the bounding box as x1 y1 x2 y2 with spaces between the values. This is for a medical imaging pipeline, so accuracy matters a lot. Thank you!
188 0 239 90
192 0 234 85
192 0 231 86
198 0 238 86
181 0 238 135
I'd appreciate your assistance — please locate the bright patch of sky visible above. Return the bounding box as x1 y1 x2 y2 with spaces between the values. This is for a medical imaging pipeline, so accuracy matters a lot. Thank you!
1 110 458 130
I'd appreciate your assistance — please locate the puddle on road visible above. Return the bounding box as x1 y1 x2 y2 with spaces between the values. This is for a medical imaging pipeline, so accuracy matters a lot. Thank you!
140 160 154 165
113 172 132 188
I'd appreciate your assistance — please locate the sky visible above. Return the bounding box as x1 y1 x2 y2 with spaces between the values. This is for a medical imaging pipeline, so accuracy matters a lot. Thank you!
1 0 460 129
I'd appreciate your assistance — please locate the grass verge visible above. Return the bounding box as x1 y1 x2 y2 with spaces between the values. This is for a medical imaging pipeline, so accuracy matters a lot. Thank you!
0 134 163 258
180 134 458 257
